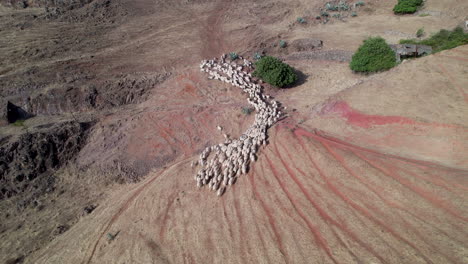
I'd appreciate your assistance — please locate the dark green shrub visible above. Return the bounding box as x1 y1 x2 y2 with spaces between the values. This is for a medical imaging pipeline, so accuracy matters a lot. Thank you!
399 27 468 53
350 37 397 73
351 12 358 17
253 56 298 88
321 11 329 17
356 1 365 7
393 0 423 14
279 40 287 48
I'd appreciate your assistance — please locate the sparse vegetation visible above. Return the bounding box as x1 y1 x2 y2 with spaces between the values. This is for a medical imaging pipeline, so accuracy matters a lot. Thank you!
355 1 365 7
241 106 254 115
418 13 430 17
229 52 239 60
279 40 287 48
253 52 263 60
399 27 468 53
12 120 25 127
416 28 425 38
350 37 397 73
351 11 358 17
253 56 298 88
297 17 306 24
393 0 423 14
321 11 329 17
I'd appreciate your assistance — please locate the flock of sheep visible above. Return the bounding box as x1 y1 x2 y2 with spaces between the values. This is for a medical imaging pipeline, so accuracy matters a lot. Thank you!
191 54 285 196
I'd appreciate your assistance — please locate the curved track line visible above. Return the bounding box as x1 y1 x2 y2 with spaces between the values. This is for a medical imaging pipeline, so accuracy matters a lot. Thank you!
84 159 190 264
293 132 435 264
264 152 339 264
248 166 289 263
274 131 388 263
352 150 468 223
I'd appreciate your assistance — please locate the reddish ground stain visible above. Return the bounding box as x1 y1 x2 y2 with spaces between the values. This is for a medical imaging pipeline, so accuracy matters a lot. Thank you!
322 101 465 128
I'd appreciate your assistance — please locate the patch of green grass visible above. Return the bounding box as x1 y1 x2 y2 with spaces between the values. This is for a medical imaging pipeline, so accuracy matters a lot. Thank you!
393 0 423 14
253 56 298 88
416 28 425 38
418 13 430 17
350 37 397 73
12 120 26 127
399 27 468 53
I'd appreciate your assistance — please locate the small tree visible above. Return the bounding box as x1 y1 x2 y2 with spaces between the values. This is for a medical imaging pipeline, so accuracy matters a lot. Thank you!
350 37 397 73
253 56 298 88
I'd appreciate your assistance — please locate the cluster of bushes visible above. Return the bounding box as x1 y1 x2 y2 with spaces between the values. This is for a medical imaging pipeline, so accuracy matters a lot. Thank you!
399 27 468 53
325 1 350 11
349 37 397 73
253 56 297 88
393 0 423 14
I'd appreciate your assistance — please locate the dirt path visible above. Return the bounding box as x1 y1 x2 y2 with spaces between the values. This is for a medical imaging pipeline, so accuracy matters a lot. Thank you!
201 0 231 58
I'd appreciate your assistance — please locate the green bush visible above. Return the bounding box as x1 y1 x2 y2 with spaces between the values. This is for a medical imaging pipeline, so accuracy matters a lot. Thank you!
253 56 298 88
416 28 424 38
351 12 358 17
356 1 365 7
393 0 423 14
399 27 468 53
350 37 397 73
279 40 287 48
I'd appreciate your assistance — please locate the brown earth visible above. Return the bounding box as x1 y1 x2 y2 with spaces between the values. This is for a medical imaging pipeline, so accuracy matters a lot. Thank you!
0 0 467 263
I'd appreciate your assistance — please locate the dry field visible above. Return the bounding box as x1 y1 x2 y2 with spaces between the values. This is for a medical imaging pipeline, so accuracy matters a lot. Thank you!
0 0 467 263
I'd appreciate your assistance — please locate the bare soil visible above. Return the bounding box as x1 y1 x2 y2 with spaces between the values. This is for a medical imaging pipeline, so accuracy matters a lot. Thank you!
0 0 467 263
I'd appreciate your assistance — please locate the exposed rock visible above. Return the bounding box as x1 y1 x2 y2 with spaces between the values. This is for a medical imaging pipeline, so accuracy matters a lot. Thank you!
290 38 323 52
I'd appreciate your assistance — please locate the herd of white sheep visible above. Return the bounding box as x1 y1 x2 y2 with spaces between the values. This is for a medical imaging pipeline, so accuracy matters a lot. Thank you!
191 54 285 196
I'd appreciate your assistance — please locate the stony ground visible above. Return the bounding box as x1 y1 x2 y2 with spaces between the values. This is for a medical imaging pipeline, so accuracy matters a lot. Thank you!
0 0 467 263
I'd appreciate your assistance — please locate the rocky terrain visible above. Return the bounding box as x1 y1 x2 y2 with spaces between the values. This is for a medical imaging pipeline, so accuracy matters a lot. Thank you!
0 0 467 263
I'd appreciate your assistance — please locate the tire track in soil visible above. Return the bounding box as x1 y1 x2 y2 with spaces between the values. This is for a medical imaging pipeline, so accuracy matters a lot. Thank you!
263 152 339 264
244 173 272 264
230 185 248 264
248 166 289 263
257 157 311 263
84 159 190 264
436 63 468 103
293 130 435 264
351 150 468 222
320 140 466 247
273 130 386 264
